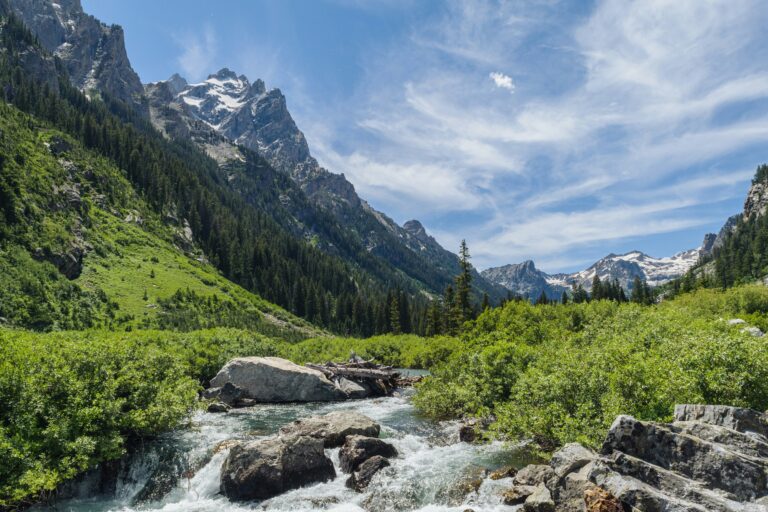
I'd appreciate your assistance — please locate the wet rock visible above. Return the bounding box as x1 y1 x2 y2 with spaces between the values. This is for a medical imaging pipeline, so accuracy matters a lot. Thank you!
502 484 537 505
210 356 347 402
489 466 517 480
459 424 476 443
339 435 397 473
207 402 229 413
523 483 555 512
279 411 380 448
220 435 335 501
583 486 623 512
345 455 390 492
439 465 487 505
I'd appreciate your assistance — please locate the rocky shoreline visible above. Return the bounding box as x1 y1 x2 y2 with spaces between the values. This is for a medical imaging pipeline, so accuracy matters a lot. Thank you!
503 404 768 511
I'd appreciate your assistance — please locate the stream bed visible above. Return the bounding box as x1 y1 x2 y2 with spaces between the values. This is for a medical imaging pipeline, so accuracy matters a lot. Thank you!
38 385 537 512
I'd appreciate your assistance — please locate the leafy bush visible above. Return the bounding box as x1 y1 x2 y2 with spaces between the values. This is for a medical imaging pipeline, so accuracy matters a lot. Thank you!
0 328 278 507
415 287 768 448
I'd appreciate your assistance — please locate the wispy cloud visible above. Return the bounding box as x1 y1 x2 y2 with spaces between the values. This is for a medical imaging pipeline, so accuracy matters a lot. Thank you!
489 72 515 92
301 0 768 271
174 25 217 82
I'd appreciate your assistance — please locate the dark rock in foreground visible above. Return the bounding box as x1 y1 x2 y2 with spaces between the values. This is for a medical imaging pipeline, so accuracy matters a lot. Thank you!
345 455 391 491
220 435 335 501
504 404 768 511
339 435 398 473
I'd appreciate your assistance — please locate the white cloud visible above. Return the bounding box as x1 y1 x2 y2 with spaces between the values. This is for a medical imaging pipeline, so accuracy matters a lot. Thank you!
175 25 217 82
300 0 768 270
489 71 515 92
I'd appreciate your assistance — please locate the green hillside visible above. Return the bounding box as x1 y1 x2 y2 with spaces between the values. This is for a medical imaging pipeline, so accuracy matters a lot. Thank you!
0 101 319 339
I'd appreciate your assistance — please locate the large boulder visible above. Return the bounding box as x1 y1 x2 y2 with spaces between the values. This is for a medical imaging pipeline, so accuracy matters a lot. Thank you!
220 435 335 501
280 411 380 448
210 357 347 402
339 435 397 473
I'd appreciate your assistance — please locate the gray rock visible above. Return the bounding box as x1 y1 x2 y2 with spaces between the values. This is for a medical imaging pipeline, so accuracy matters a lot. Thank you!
602 415 768 501
207 402 229 413
513 464 556 487
523 484 555 512
210 357 347 403
279 411 380 448
220 435 335 501
502 485 537 505
549 442 597 478
337 377 369 399
671 421 768 458
742 326 765 337
728 318 747 326
339 435 397 473
345 455 390 492
674 404 768 437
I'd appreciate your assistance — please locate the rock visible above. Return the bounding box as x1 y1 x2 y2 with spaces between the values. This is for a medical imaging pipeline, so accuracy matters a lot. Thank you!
583 486 623 512
210 357 347 402
201 387 221 400
336 377 369 399
279 411 380 448
207 402 229 413
523 484 555 512
550 442 597 478
345 455 390 492
218 382 245 406
502 485 537 505
459 424 476 443
489 466 517 480
728 318 747 325
220 435 335 501
339 435 397 473
513 464 556 487
670 420 768 458
742 326 765 337
602 415 768 501
674 404 768 437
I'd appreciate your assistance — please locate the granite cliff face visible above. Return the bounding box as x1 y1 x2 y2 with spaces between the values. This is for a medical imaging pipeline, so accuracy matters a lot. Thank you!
7 0 147 115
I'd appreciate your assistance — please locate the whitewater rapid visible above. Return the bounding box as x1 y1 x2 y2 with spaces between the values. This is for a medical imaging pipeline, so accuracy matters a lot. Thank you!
39 385 535 512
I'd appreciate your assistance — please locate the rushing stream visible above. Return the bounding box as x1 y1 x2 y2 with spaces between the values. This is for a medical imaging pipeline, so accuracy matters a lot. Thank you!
38 378 537 512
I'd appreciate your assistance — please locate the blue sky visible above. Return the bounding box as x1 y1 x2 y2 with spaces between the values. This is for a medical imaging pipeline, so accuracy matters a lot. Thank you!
82 0 768 272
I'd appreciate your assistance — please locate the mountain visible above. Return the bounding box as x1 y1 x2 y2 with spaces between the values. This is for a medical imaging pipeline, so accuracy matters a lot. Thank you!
482 248 705 300
7 0 148 115
145 68 506 302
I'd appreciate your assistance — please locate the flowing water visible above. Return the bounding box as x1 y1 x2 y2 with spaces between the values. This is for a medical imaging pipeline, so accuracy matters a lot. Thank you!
37 380 537 512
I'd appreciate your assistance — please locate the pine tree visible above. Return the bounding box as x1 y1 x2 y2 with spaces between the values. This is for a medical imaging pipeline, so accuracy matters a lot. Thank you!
389 293 401 334
631 276 644 303
481 293 490 311
535 290 549 305
454 240 473 325
591 275 603 301
561 290 568 304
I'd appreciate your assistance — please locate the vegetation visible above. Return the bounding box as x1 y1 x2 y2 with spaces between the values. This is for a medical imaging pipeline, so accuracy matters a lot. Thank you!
415 285 768 449
0 328 279 507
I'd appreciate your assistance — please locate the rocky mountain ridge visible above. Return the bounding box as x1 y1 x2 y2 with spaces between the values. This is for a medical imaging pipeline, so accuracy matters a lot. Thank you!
482 247 705 300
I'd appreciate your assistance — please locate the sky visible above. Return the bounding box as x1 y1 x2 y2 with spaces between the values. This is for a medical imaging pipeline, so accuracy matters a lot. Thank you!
82 0 768 272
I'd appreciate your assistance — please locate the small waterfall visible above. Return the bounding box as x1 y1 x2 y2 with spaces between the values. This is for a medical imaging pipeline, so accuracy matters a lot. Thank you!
38 389 536 512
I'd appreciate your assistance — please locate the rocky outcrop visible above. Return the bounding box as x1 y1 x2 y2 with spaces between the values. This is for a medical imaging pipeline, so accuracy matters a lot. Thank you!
8 0 148 115
346 455 391 492
279 411 380 448
220 435 335 501
504 405 768 511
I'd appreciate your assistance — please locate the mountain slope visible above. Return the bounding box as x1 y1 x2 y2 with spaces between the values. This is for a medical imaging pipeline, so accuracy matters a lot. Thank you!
146 69 507 303
0 99 317 339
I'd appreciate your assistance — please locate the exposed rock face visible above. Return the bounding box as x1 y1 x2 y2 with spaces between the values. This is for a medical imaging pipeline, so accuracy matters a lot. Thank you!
481 260 562 301
220 435 335 501
744 180 768 220
506 405 768 511
339 435 397 473
210 357 347 403
8 0 148 115
279 411 380 448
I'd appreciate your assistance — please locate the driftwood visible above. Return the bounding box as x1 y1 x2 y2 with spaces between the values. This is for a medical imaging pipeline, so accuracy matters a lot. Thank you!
305 355 412 396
